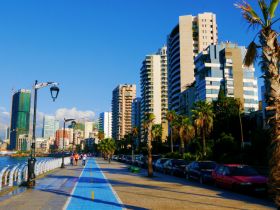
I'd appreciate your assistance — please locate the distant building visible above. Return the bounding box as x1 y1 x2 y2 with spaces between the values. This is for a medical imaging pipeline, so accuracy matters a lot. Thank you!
194 42 258 112
167 12 218 112
99 112 112 139
131 97 141 144
140 46 168 141
42 115 59 138
10 89 31 151
84 122 94 139
35 137 49 153
112 84 136 140
55 129 71 150
18 134 30 151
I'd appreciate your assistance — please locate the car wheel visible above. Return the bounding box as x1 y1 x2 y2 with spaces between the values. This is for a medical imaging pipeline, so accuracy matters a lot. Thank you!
199 176 204 184
232 183 239 192
214 180 218 187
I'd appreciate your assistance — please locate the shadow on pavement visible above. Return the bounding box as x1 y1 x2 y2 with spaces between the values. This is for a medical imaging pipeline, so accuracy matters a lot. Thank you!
40 188 148 210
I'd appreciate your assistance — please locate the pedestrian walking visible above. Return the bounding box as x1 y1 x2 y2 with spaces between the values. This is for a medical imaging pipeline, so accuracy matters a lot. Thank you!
82 154 87 166
74 153 79 166
70 154 74 166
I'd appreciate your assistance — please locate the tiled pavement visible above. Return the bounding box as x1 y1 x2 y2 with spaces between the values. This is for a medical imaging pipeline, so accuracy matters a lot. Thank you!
65 158 123 210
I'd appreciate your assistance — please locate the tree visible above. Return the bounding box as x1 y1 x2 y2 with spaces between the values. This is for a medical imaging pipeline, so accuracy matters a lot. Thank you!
175 115 195 155
97 138 116 163
192 101 214 157
98 131 105 141
131 127 138 160
235 0 280 205
144 113 155 177
166 110 177 152
152 124 163 154
152 124 162 142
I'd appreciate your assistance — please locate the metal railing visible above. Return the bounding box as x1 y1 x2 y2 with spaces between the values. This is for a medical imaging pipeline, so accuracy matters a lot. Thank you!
0 157 70 191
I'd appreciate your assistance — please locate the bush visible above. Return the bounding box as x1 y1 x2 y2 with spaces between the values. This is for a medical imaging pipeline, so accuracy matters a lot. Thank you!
164 152 181 159
183 152 202 161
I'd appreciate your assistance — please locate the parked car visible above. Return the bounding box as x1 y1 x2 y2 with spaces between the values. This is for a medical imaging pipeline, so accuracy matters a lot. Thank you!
212 164 267 194
117 154 123 162
112 155 118 161
138 155 148 168
154 158 169 172
185 161 217 184
152 155 162 169
163 159 189 177
125 155 132 164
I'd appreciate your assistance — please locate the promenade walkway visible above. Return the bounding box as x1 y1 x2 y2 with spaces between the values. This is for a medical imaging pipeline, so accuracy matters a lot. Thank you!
0 157 276 210
65 158 123 210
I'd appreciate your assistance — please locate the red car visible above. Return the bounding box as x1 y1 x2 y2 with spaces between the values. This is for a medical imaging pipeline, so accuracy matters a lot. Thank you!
212 164 267 194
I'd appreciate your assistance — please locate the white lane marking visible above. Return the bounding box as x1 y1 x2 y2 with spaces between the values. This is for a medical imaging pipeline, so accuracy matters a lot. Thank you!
62 160 88 210
95 158 126 210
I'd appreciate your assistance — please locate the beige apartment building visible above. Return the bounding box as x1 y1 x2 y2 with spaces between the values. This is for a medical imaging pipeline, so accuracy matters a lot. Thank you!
140 46 168 141
167 12 218 112
112 84 136 140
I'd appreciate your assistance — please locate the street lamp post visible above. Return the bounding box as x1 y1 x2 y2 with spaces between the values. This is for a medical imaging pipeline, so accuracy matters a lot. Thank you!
27 80 59 187
61 119 76 168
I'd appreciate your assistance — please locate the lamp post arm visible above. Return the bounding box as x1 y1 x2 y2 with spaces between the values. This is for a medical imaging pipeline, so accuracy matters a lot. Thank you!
34 82 59 90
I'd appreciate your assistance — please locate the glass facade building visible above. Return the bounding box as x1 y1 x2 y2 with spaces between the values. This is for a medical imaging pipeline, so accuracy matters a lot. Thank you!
10 89 31 151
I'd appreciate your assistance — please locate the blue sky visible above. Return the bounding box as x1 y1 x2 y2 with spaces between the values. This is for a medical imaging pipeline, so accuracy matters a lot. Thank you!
0 0 268 136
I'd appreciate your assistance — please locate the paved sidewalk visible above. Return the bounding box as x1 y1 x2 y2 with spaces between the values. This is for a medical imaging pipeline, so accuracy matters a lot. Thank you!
97 159 276 210
0 162 83 210
65 158 123 210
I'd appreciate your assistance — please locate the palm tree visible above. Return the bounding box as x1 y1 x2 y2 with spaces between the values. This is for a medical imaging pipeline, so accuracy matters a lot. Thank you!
192 101 214 157
176 115 195 155
152 124 162 142
144 113 155 177
152 124 163 154
98 131 105 141
166 110 177 152
131 127 138 162
97 138 116 163
235 1 280 205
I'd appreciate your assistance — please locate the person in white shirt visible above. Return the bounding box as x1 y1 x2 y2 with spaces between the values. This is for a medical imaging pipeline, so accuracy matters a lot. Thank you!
82 154 87 166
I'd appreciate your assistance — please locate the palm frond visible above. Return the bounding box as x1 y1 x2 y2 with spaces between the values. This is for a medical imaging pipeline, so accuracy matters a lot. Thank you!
235 1 264 27
269 0 279 19
244 41 258 66
258 0 269 25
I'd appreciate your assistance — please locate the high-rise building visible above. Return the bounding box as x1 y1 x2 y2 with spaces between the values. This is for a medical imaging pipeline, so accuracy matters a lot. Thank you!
10 89 31 151
99 112 112 139
112 84 136 140
42 115 59 138
167 12 218 112
131 98 141 144
140 46 168 140
194 42 258 113
84 122 94 139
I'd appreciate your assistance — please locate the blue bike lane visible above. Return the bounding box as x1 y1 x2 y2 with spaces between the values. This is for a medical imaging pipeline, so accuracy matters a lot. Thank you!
65 158 123 210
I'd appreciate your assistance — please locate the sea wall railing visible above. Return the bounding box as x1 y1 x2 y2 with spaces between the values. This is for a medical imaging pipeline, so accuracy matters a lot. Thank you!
0 157 70 191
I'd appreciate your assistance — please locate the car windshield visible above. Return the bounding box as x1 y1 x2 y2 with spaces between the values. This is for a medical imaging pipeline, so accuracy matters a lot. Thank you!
199 162 216 169
229 166 259 176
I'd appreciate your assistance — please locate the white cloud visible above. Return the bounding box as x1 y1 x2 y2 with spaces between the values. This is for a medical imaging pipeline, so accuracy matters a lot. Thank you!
0 107 10 138
55 107 95 122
